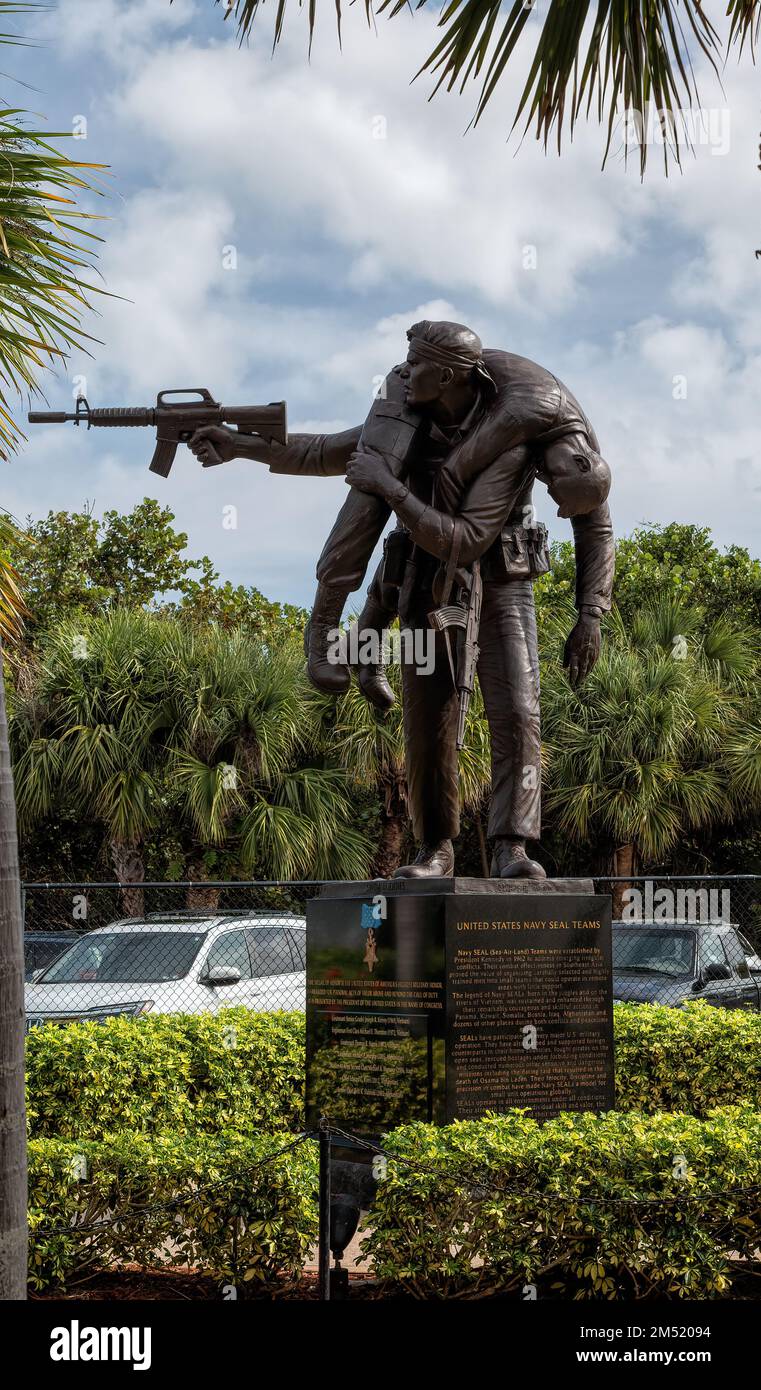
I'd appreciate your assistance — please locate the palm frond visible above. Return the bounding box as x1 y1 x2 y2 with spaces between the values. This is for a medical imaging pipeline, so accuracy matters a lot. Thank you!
171 751 245 844
542 592 761 865
238 794 317 880
727 0 761 53
700 617 758 681
11 732 60 824
95 766 157 843
723 727 761 802
212 0 754 172
0 86 109 455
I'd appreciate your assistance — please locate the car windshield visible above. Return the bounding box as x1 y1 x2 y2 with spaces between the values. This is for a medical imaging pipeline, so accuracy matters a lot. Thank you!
613 927 695 977
39 932 206 984
24 938 78 981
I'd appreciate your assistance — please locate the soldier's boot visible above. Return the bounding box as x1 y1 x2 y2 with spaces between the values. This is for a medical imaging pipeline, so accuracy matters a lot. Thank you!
349 593 396 713
393 839 454 879
304 583 351 695
490 836 546 880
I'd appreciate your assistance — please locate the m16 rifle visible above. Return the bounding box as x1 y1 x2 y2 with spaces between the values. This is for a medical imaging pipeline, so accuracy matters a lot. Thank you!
428 558 483 750
28 389 288 476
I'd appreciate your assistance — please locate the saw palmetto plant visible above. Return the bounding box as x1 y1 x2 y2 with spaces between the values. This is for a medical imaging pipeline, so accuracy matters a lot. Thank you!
540 595 761 886
214 0 760 172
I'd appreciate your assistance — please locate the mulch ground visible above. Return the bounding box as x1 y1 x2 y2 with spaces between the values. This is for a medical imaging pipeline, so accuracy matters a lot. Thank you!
29 1265 379 1300
28 1261 761 1301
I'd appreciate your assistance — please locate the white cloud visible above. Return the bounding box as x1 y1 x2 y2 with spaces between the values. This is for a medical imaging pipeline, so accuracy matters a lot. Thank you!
103 13 640 314
12 1 761 607
41 0 197 60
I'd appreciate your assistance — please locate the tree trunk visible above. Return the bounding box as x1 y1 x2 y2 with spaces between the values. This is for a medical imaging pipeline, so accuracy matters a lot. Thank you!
612 843 636 919
186 855 221 911
475 813 490 878
110 840 145 918
373 772 408 879
373 814 406 879
0 648 27 1300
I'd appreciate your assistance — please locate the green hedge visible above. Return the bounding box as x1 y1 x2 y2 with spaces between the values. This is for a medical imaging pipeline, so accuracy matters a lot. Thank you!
28 1130 318 1292
26 1002 761 1142
363 1106 761 1300
614 1001 761 1114
25 1003 761 1297
26 1008 305 1139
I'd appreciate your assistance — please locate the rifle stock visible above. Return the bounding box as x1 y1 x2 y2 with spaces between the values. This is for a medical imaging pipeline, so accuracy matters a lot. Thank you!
428 559 483 750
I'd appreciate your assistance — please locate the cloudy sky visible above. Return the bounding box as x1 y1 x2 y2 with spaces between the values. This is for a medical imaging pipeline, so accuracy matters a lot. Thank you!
8 0 760 605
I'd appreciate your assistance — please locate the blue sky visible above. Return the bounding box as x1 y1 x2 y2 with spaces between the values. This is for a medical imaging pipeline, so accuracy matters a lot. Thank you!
7 0 761 606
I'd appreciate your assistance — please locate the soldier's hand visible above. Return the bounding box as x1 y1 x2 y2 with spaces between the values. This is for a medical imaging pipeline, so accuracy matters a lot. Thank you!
345 446 398 499
563 613 601 688
188 425 239 467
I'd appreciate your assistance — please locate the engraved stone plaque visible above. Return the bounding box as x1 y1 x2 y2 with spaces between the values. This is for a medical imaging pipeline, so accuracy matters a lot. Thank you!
306 880 614 1137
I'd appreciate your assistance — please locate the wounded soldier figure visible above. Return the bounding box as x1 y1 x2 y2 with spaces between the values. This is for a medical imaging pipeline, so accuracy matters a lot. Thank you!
189 319 614 880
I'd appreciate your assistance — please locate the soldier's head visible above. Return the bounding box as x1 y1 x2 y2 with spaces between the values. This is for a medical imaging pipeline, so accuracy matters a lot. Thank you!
401 320 496 412
539 433 611 518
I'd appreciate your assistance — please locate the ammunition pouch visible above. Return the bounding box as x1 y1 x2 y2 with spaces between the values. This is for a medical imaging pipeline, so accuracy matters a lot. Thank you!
481 520 550 583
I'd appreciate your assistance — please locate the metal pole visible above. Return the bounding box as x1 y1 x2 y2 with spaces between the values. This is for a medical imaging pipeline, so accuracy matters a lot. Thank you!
318 1118 332 1302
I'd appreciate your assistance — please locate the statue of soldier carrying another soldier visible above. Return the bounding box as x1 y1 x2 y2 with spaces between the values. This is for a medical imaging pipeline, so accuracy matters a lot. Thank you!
189 319 614 882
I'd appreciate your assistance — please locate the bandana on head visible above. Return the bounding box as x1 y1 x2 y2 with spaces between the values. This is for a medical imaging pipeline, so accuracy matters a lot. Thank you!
407 326 497 396
408 336 484 372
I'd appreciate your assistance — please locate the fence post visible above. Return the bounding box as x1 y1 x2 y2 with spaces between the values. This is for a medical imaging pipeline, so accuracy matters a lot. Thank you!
318 1117 332 1302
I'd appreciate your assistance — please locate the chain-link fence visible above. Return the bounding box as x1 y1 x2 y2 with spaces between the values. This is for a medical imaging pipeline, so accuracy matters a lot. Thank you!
21 875 761 1023
22 881 316 1024
594 874 761 1012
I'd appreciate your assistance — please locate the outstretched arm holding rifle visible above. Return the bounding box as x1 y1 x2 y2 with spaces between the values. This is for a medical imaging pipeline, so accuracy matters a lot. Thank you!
28 389 289 477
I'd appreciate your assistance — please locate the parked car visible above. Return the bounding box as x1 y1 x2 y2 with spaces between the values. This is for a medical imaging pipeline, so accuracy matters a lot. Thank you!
25 910 306 1028
612 919 761 1011
23 930 82 982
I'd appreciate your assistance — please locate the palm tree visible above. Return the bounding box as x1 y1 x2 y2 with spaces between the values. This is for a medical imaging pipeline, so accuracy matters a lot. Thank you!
162 624 373 895
0 509 29 1300
1 2 106 1287
540 596 761 911
11 614 374 904
215 1 759 174
11 609 169 915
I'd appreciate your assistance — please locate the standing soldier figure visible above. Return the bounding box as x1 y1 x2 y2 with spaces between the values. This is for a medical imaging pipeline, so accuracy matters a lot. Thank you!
190 320 614 880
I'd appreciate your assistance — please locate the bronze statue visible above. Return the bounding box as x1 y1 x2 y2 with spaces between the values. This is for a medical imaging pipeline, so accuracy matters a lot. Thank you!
188 320 614 881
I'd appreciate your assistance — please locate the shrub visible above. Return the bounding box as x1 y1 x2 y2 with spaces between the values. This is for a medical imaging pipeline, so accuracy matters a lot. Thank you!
362 1107 761 1300
614 1001 761 1114
28 1130 318 1292
25 1003 761 1297
27 1002 761 1145
26 1008 305 1139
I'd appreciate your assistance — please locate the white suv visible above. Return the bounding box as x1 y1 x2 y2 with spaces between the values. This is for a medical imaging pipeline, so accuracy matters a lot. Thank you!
25 911 306 1027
